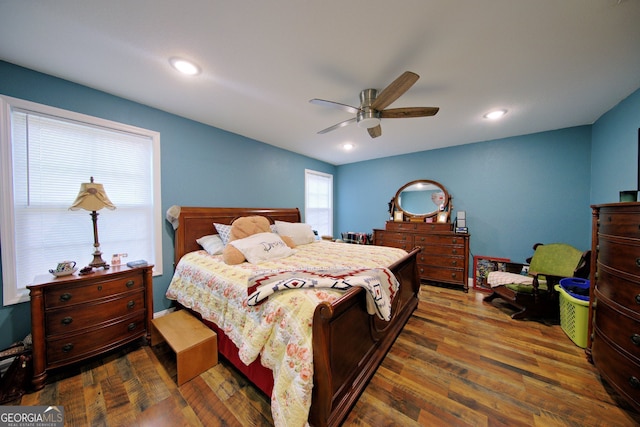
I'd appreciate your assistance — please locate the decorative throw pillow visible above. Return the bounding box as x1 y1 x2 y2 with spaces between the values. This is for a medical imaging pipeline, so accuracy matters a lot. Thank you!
228 232 295 264
214 223 232 245
196 234 225 255
275 220 316 245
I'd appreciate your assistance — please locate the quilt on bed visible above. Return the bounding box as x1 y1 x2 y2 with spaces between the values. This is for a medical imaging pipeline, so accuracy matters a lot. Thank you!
165 240 408 427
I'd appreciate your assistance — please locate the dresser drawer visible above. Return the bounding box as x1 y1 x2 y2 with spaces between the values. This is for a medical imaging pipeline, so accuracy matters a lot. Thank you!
419 265 465 284
46 290 146 336
420 244 465 257
594 301 640 360
374 231 414 250
385 221 451 233
598 237 640 280
46 311 146 366
418 253 464 269
44 273 144 308
596 266 640 316
415 234 465 247
599 209 640 240
592 331 640 409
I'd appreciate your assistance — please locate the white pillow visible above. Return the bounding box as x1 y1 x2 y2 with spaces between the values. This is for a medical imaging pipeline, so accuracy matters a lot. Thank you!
228 232 295 264
196 234 225 255
214 223 232 245
275 220 316 245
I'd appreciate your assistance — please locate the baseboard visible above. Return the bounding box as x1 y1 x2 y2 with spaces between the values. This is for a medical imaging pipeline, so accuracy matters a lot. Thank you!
153 307 176 319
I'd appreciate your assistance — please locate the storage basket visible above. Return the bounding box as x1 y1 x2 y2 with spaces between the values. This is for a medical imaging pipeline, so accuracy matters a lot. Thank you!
554 284 590 348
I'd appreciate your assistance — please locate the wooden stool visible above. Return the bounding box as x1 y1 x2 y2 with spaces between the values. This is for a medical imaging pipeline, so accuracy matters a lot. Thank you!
151 310 217 386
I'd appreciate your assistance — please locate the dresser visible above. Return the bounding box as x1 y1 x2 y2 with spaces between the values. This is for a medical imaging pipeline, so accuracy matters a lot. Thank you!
374 221 470 291
28 265 153 390
589 202 640 411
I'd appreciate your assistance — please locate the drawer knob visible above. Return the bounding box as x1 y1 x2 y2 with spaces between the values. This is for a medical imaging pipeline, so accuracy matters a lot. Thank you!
126 280 135 288
127 300 136 309
630 376 640 389
632 334 640 346
636 259 640 268
635 294 640 304
62 343 74 353
128 322 137 331
451 260 458 266
97 285 102 291
452 238 457 244
59 293 72 302
61 317 73 325
452 249 458 254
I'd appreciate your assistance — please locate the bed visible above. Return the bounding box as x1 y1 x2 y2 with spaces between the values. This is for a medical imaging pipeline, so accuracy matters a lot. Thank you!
166 207 420 427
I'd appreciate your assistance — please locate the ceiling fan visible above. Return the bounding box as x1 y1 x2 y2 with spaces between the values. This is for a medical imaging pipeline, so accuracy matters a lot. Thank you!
309 71 439 138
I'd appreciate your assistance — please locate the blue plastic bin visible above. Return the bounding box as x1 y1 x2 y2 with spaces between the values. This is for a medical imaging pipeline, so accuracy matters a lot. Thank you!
559 277 590 302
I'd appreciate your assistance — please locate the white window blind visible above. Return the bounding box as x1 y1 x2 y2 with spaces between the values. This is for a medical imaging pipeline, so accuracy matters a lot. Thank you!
304 169 333 237
1 96 162 305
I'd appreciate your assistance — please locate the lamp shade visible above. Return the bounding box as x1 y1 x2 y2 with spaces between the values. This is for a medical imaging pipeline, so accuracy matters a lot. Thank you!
69 177 116 212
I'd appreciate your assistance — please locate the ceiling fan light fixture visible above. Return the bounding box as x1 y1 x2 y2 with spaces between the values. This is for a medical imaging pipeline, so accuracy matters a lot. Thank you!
169 57 201 76
357 110 381 129
483 109 507 120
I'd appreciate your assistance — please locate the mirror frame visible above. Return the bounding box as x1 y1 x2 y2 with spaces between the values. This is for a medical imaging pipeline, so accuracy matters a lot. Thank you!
393 179 449 220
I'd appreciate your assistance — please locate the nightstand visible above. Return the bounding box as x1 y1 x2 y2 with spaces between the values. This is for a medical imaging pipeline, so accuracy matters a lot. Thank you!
27 264 153 390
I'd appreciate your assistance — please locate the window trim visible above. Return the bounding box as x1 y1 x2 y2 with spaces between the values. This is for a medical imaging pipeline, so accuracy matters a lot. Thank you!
0 95 162 306
304 169 333 237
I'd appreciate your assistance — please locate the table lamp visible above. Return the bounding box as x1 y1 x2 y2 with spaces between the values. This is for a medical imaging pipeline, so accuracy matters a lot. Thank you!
69 177 116 269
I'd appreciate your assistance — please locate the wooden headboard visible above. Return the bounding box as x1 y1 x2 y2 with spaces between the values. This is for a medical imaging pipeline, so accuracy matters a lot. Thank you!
173 206 301 267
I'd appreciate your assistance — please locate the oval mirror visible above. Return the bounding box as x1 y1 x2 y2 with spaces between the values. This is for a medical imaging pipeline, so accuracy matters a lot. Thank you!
394 179 449 219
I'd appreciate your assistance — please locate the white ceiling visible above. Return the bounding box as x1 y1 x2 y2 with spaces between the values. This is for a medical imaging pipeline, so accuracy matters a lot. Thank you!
1 1 639 165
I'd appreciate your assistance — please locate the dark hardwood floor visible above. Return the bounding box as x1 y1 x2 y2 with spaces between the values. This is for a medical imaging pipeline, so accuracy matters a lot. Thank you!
14 285 640 426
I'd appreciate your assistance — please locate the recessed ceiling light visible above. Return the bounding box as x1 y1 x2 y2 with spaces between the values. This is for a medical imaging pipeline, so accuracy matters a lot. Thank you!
169 57 201 76
343 143 354 151
483 109 507 120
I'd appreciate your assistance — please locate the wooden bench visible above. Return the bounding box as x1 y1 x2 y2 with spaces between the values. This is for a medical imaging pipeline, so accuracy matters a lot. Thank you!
151 310 218 386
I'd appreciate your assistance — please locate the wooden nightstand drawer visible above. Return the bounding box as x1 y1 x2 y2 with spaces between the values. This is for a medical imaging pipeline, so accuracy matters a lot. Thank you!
46 311 146 366
44 273 144 308
46 290 146 336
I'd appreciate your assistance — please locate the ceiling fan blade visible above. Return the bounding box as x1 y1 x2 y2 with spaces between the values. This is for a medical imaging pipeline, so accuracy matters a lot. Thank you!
380 107 439 118
309 99 360 114
317 117 357 134
371 71 420 111
367 125 382 138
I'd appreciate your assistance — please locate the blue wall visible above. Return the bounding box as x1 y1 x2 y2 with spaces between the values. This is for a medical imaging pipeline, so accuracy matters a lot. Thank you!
591 88 640 204
0 60 638 350
0 61 335 349
336 126 593 263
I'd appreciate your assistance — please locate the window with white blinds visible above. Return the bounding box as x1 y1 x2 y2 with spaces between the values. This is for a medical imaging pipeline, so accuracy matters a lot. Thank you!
0 95 162 305
304 169 333 237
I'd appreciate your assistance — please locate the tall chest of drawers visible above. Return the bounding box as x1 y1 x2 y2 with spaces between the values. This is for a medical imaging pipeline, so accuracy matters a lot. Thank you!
28 265 154 390
374 221 470 291
590 203 640 411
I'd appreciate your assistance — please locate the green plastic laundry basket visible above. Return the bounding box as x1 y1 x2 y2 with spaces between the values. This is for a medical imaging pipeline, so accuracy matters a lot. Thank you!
554 284 590 348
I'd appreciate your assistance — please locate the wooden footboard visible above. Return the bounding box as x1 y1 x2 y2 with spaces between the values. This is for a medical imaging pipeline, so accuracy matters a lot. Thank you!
310 247 421 427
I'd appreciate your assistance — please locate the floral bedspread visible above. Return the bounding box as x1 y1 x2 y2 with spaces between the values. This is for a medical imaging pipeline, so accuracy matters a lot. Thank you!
165 240 408 427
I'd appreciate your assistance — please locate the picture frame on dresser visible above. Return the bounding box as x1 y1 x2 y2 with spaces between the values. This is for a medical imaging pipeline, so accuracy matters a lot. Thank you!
473 255 511 292
436 211 449 223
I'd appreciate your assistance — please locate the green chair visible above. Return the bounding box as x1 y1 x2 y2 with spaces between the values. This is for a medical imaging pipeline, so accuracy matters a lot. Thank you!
484 243 590 320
